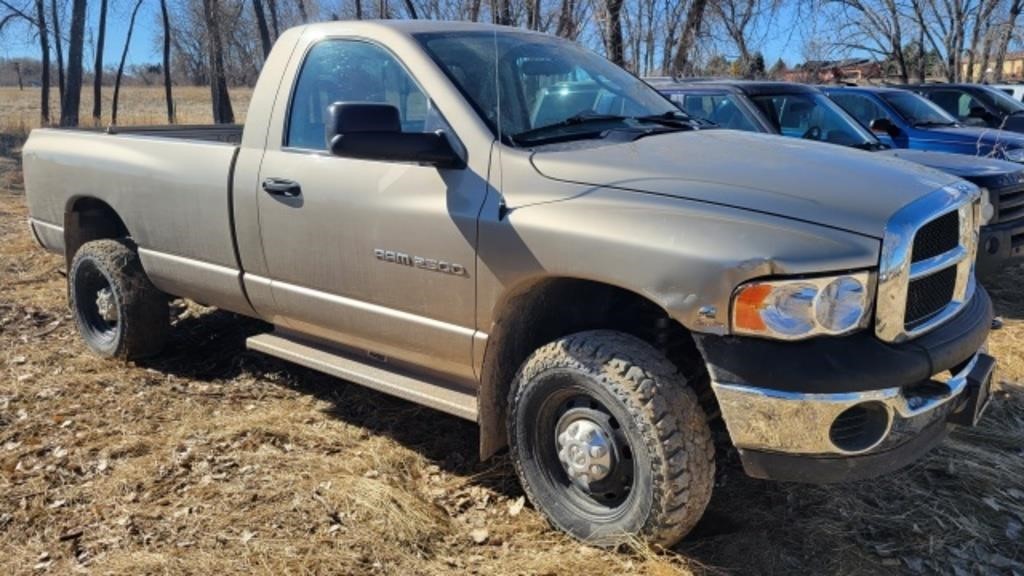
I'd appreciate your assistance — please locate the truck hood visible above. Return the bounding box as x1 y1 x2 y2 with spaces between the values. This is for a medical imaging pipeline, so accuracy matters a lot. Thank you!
875 148 1021 181
530 130 960 238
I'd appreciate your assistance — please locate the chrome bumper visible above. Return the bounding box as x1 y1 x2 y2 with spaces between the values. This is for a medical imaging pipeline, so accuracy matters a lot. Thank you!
713 350 986 456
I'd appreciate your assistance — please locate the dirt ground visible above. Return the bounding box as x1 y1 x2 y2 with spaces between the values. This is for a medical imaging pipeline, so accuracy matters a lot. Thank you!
1 119 1023 575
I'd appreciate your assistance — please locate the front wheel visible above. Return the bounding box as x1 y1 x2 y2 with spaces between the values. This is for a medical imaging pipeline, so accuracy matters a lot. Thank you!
508 330 715 548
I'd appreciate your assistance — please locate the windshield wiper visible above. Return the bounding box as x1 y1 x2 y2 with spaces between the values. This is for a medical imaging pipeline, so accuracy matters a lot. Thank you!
511 112 628 144
850 141 889 151
913 120 957 128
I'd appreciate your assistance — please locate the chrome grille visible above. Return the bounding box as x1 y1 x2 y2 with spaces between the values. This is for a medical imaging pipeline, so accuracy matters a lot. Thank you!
875 184 980 343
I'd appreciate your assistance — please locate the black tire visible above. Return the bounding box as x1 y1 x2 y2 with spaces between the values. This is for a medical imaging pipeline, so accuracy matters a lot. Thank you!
69 239 169 360
508 330 715 548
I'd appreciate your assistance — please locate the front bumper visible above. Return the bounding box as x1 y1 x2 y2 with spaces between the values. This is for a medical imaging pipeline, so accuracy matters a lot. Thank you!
977 217 1024 278
696 287 994 483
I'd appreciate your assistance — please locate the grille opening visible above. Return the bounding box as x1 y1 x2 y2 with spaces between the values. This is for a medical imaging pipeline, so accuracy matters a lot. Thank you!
905 266 957 328
999 189 1024 223
911 210 959 262
829 402 890 453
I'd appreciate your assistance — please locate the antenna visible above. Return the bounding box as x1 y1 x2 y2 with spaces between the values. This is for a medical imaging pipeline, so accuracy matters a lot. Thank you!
493 27 502 145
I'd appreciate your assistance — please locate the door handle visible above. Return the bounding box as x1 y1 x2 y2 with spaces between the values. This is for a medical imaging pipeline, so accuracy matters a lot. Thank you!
262 178 302 197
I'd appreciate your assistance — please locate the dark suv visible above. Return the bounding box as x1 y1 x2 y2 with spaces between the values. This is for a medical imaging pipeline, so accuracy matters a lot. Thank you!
906 83 1024 133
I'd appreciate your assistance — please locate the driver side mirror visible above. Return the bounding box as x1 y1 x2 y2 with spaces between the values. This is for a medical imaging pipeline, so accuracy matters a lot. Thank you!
869 117 900 137
326 102 464 169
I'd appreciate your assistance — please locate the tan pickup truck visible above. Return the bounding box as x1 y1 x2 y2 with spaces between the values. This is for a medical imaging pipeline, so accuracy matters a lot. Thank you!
23 21 996 547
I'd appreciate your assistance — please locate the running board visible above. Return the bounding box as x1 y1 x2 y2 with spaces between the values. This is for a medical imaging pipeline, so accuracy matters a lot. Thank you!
246 331 478 421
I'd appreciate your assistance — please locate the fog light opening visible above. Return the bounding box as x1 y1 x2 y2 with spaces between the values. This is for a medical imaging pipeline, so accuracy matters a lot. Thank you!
829 402 891 453
985 236 1000 255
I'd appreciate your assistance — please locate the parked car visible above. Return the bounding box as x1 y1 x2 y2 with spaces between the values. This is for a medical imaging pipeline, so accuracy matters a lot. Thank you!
23 21 996 548
650 79 1024 276
987 83 1024 103
822 85 1024 163
903 83 1024 133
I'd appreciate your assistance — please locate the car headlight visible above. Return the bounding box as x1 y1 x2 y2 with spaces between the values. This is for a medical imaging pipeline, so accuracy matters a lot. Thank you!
1003 148 1024 163
732 272 874 340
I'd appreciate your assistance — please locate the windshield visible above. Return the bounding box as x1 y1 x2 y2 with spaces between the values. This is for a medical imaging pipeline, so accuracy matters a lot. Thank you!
975 85 1024 115
749 92 880 147
666 92 761 131
881 91 958 126
416 31 682 145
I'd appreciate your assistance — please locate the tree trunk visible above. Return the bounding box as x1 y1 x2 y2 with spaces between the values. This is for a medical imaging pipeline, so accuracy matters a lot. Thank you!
526 0 539 29
202 0 234 124
35 0 51 124
160 0 175 123
252 0 272 60
60 0 86 126
266 0 279 37
604 0 624 66
91 0 107 124
993 0 1023 81
111 0 142 125
51 0 64 109
354 0 362 18
468 0 480 21
671 0 708 76
556 0 574 37
295 0 308 22
402 0 417 18
15 62 23 90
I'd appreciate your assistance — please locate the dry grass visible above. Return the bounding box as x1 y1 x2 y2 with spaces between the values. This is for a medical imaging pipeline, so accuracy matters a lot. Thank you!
1 92 1023 574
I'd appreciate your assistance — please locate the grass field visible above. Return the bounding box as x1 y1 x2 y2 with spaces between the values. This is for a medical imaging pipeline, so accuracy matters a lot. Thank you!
1 86 1023 575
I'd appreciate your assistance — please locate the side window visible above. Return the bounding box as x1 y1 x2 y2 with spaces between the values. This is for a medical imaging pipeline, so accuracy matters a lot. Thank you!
925 90 965 118
287 40 435 150
830 93 888 127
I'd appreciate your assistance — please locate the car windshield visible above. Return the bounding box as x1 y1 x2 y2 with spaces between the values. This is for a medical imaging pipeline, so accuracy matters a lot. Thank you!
975 85 1024 115
664 91 761 131
416 31 685 146
881 91 958 126
748 92 880 148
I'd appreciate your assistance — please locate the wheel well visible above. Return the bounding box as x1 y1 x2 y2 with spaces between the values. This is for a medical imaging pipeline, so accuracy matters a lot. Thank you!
64 197 129 268
478 278 711 460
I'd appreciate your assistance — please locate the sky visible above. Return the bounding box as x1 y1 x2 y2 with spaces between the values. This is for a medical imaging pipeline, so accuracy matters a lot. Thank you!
0 1 810 70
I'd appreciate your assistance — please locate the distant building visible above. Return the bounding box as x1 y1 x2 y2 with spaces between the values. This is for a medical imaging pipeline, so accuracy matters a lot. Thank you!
962 51 1024 81
782 59 882 84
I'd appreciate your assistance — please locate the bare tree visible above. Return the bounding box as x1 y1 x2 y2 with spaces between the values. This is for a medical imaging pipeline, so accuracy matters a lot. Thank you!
202 0 235 123
267 0 279 35
112 0 143 125
556 0 576 37
826 0 910 83
92 0 107 124
160 0 175 122
993 0 1023 81
402 0 417 17
964 0 999 80
34 0 51 124
604 0 625 64
60 0 86 126
672 0 709 75
51 0 64 107
295 0 308 21
252 0 272 58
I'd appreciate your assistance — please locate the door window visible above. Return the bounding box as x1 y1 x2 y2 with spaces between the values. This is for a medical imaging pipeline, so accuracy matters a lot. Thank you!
671 93 759 131
286 40 439 150
829 93 892 128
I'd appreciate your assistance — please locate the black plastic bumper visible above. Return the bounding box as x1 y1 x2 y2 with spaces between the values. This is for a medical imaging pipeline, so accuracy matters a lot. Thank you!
694 286 993 395
977 218 1024 278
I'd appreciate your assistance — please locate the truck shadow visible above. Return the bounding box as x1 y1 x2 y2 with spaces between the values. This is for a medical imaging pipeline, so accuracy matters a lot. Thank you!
984 262 1024 320
139 302 1014 575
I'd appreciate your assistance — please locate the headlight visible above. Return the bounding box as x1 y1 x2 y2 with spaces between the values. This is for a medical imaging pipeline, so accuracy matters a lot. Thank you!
979 187 995 225
732 272 874 340
1003 148 1024 163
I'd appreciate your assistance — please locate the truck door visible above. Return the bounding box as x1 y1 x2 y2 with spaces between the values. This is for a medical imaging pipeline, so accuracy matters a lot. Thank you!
254 38 487 383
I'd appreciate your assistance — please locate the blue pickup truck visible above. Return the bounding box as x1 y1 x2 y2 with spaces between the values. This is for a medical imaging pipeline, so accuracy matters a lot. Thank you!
901 83 1024 133
651 79 1024 275
821 86 1024 163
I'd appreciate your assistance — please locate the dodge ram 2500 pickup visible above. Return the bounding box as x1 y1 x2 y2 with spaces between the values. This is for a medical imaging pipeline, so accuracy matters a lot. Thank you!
23 21 996 547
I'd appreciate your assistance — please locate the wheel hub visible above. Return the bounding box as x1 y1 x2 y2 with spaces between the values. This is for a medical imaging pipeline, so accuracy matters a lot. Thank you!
95 288 118 324
556 412 615 490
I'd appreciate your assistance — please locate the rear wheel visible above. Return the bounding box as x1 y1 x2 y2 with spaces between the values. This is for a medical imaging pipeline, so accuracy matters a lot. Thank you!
69 239 168 360
508 330 715 547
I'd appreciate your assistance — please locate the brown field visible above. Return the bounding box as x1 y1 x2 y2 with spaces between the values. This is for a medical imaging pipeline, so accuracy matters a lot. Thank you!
1 90 1023 575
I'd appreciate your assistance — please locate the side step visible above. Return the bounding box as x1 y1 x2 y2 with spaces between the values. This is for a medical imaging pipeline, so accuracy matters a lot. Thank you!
246 331 478 421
